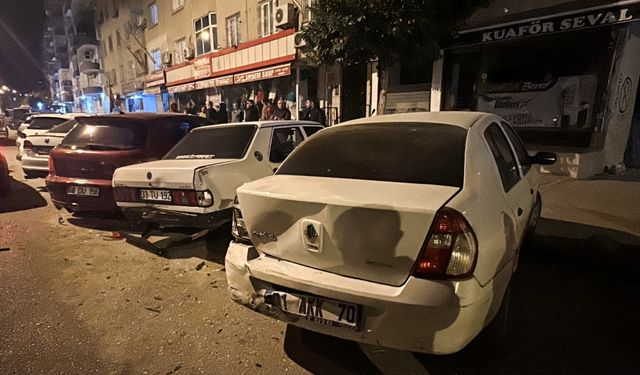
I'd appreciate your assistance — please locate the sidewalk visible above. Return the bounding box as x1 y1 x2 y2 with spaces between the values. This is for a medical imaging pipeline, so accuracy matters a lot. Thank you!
538 171 640 241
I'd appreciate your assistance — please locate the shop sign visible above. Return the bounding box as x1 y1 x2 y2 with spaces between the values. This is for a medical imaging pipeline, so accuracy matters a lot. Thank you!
145 72 165 87
457 4 640 44
195 75 234 90
193 56 212 80
168 82 196 93
233 64 291 84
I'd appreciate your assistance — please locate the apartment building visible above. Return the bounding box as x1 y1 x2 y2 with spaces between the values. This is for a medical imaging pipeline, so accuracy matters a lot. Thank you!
95 0 151 112
142 0 319 119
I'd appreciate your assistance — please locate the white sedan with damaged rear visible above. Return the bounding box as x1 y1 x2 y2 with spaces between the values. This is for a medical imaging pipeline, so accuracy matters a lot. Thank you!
225 112 556 354
112 121 324 230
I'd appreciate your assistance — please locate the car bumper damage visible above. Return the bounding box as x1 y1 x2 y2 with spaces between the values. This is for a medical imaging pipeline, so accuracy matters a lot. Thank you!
225 241 510 355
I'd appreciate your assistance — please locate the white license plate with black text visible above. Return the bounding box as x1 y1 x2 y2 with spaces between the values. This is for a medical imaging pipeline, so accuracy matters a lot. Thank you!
67 185 100 197
266 290 361 330
140 189 172 202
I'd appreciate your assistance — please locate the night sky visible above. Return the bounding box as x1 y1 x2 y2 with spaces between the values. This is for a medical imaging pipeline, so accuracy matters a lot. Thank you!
0 0 46 92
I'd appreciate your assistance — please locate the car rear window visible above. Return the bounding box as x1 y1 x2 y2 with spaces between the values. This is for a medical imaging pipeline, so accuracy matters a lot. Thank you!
28 117 66 130
277 122 467 187
47 119 78 134
164 125 257 160
60 122 146 151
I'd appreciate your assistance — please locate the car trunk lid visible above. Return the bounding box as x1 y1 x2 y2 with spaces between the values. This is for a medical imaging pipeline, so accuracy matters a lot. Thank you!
237 175 460 286
51 147 145 180
113 159 237 189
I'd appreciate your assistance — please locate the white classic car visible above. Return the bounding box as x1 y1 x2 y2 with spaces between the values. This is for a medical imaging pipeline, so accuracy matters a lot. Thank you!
226 112 556 355
112 120 324 230
16 113 83 161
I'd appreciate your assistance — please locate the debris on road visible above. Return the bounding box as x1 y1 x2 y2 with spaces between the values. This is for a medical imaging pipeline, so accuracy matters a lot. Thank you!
195 261 206 271
102 232 124 241
145 307 161 314
0 247 10 252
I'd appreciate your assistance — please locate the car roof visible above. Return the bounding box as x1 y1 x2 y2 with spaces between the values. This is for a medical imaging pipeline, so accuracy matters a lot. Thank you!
335 111 495 130
193 120 323 132
75 112 213 125
28 113 83 120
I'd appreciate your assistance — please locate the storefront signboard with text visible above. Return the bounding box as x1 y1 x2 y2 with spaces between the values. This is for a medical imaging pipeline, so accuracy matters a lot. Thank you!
456 4 640 45
233 64 291 84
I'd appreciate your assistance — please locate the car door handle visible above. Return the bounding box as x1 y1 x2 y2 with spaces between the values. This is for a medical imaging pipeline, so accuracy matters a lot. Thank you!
517 207 523 216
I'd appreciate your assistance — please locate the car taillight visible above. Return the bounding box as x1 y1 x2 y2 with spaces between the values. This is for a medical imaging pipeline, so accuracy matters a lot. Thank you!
413 208 478 279
113 187 137 202
232 205 251 244
47 156 56 176
170 190 213 207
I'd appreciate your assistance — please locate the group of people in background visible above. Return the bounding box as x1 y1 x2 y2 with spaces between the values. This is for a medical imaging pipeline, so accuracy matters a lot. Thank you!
168 97 326 126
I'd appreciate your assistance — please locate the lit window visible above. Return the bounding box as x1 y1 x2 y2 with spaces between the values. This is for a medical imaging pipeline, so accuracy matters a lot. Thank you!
259 0 276 37
151 49 162 71
172 0 185 11
174 38 187 64
226 13 240 47
194 13 218 56
150 3 159 26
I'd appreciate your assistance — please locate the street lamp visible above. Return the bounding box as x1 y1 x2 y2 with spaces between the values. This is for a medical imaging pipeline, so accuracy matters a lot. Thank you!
1 85 8 91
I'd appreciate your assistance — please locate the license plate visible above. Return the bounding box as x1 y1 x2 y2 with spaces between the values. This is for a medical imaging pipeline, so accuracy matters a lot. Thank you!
140 189 172 202
67 185 100 197
266 290 361 330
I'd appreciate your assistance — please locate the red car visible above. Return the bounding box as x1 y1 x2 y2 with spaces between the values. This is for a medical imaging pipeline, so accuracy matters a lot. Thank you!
46 113 213 213
0 149 11 194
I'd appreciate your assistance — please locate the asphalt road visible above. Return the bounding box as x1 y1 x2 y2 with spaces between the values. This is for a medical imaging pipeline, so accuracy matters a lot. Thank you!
1 140 639 375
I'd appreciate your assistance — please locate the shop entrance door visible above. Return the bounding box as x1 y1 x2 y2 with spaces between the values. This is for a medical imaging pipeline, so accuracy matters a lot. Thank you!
341 63 367 122
624 84 640 168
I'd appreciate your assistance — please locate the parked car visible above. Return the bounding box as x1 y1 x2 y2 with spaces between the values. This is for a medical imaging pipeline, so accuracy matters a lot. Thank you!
4 107 32 142
46 113 213 213
225 112 556 355
21 118 80 178
16 113 82 160
112 121 324 229
0 149 11 194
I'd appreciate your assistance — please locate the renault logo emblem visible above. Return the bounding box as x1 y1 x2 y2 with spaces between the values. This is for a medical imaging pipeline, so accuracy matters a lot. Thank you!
305 223 318 242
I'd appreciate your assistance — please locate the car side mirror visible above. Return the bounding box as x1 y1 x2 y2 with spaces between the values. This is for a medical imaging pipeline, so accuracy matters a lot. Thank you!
531 151 557 165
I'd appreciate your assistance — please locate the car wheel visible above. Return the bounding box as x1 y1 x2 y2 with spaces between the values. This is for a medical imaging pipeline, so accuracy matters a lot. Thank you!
0 173 11 195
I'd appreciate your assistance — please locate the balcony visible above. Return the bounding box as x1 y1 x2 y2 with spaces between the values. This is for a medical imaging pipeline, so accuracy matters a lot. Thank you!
80 73 105 96
79 60 101 74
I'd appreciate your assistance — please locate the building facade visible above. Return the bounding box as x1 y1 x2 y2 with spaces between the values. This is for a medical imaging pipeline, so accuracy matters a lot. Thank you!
431 0 640 177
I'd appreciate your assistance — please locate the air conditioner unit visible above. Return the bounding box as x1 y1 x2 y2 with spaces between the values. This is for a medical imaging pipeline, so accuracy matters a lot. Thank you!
293 32 306 48
162 51 172 67
274 4 296 29
183 48 195 60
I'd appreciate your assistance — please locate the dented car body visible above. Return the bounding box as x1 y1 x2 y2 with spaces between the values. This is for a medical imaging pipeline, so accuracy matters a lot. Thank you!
112 121 323 229
225 112 556 354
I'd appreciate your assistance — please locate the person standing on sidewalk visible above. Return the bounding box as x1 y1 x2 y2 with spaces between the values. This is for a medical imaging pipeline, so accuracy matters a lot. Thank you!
230 102 244 122
270 99 291 120
244 100 260 121
302 98 326 126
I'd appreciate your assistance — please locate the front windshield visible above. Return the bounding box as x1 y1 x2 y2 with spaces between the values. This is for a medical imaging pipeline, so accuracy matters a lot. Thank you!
164 126 257 160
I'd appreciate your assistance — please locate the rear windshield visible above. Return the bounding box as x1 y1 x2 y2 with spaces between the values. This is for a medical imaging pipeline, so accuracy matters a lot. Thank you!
60 122 146 151
277 122 467 187
164 125 257 160
48 119 78 134
29 117 68 130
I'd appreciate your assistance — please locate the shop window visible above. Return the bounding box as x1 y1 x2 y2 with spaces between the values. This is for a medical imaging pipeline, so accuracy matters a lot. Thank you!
226 13 241 48
150 3 159 26
150 49 162 72
172 0 184 12
195 13 218 55
174 38 187 64
259 0 276 37
485 123 521 192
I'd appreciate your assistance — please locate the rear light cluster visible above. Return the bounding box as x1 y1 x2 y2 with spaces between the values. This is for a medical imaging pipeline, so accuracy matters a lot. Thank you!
413 208 478 279
47 156 56 176
113 187 213 207
231 204 251 244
